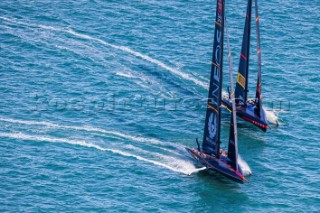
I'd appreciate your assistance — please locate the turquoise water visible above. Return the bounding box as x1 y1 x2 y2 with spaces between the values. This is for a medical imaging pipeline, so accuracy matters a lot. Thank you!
0 0 319 211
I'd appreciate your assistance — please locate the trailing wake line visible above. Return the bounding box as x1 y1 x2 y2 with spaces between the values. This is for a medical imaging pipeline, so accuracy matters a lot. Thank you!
0 117 181 151
0 132 200 175
0 16 207 89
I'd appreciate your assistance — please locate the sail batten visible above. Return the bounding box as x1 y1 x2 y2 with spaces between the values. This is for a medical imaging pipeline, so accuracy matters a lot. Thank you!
202 0 225 156
235 0 252 105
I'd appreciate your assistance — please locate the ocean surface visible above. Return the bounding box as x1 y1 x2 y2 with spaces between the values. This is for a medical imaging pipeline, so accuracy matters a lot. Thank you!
0 0 319 212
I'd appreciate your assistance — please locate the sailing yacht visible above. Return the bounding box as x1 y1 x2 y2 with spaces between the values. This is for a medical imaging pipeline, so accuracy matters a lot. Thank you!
222 0 278 131
186 0 248 184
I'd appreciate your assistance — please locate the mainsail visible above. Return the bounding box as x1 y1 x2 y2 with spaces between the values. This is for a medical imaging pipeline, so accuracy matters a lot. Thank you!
254 0 263 117
202 0 225 156
235 0 252 105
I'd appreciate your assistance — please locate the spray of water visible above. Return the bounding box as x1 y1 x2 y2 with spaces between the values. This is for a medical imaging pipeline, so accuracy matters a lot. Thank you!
238 154 252 176
264 108 279 126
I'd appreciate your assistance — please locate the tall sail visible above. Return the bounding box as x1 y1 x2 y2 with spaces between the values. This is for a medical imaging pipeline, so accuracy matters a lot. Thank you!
254 0 263 117
225 18 238 171
202 0 225 156
235 0 252 105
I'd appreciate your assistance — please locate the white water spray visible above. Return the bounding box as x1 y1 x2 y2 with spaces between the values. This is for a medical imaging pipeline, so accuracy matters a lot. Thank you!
238 155 252 176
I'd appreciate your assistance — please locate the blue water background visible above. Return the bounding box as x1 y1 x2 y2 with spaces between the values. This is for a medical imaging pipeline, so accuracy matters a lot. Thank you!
0 0 319 212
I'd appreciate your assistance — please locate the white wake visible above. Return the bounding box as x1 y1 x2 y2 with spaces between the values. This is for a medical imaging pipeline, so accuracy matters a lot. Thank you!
0 117 165 146
0 16 207 89
0 132 200 175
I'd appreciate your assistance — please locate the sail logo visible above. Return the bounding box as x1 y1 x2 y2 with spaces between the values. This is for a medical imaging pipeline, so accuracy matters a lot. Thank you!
210 27 222 106
209 84 219 106
213 29 222 83
206 0 223 146
208 113 217 139
237 73 246 89
213 0 223 83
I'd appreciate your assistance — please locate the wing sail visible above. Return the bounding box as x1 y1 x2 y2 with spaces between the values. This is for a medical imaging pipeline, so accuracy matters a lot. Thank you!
235 0 252 105
202 0 225 156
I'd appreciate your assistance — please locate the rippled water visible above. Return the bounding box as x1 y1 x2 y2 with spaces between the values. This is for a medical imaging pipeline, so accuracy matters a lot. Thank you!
0 0 319 212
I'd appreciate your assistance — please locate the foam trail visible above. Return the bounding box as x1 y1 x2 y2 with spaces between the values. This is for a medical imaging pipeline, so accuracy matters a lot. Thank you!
161 156 205 176
0 132 192 175
115 46 207 89
0 118 159 144
238 155 252 176
124 144 202 175
116 71 135 79
115 71 171 99
68 29 207 89
65 29 207 88
0 16 65 32
0 117 183 151
0 17 207 88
